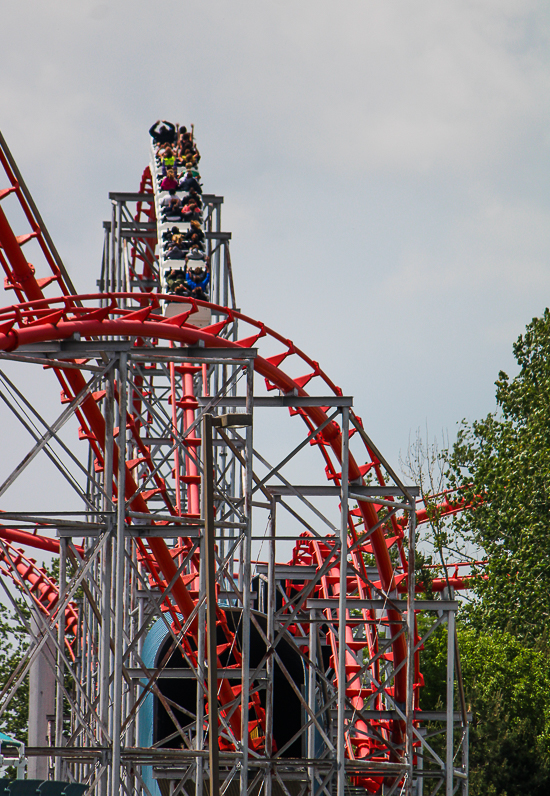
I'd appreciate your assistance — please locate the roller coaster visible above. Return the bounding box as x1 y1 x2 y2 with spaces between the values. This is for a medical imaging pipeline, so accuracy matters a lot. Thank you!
0 125 470 796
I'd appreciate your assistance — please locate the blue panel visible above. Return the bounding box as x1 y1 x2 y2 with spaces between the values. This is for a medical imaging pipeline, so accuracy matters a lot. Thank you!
139 620 170 796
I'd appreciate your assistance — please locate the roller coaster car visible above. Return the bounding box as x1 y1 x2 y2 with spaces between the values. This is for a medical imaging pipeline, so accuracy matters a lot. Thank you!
160 266 212 327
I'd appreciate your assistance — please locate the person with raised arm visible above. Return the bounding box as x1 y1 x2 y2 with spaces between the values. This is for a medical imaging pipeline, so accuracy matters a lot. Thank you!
184 259 210 301
149 120 176 145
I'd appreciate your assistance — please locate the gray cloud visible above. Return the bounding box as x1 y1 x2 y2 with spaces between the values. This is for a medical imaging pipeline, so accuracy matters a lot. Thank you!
0 0 549 471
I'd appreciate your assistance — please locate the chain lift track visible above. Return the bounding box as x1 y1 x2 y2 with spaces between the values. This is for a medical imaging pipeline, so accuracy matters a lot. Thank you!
0 129 470 796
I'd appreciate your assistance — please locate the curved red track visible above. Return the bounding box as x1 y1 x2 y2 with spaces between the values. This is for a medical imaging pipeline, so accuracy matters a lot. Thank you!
0 138 474 784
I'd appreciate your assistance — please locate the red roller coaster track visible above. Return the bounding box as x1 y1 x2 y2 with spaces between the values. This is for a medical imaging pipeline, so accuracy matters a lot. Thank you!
0 130 473 793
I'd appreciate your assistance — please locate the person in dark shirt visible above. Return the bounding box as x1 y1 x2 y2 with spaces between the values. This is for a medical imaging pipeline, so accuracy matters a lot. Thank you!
149 120 176 145
180 189 203 210
178 168 202 195
165 268 190 294
176 129 190 156
187 233 205 252
163 226 181 242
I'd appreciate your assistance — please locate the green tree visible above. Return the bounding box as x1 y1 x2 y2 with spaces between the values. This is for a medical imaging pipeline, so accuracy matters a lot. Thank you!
0 600 30 781
426 308 550 794
404 311 550 793
420 621 550 795
0 601 29 743
448 308 550 641
460 627 550 796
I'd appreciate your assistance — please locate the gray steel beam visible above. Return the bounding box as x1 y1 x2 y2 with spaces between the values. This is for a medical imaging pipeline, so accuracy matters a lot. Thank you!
126 668 266 680
108 192 155 202
306 599 459 611
14 342 259 363
254 564 319 578
266 484 419 497
331 710 472 722
131 347 258 361
57 525 201 538
17 340 133 355
198 395 353 408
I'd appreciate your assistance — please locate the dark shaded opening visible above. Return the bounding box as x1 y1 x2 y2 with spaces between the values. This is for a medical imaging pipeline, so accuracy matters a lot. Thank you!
153 607 305 757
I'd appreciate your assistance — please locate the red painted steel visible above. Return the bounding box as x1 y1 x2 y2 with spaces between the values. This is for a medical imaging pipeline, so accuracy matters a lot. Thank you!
0 541 79 655
0 295 412 753
0 136 479 778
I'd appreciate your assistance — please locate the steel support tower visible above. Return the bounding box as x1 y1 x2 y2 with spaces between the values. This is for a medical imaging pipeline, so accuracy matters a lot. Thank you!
0 130 469 796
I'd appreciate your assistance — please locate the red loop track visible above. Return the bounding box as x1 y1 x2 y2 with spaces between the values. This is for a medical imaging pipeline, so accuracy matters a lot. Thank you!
0 134 474 781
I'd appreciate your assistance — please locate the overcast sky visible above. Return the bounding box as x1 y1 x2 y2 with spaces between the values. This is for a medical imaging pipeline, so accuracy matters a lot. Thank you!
1 0 550 475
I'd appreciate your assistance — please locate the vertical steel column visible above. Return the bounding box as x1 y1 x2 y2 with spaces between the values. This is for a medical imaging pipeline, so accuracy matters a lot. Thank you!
406 495 417 795
219 205 228 308
27 612 56 779
54 537 67 780
102 223 110 295
169 356 182 516
264 499 276 796
195 531 207 796
417 728 424 796
239 361 254 796
308 608 317 796
100 367 115 796
446 609 456 796
110 203 117 292
214 203 221 307
203 413 219 796
74 598 82 786
112 352 128 796
208 203 217 307
122 521 132 787
116 201 123 293
336 407 349 796
461 723 469 796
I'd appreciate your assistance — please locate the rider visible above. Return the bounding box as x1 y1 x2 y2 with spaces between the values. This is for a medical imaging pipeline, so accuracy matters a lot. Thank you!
149 120 176 145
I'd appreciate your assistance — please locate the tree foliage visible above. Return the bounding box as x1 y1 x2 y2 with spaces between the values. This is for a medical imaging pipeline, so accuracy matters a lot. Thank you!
447 308 550 640
0 601 29 743
404 311 550 793
420 621 550 796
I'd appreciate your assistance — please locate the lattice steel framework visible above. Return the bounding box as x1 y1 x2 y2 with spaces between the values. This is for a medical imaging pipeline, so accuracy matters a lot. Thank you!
0 130 469 796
